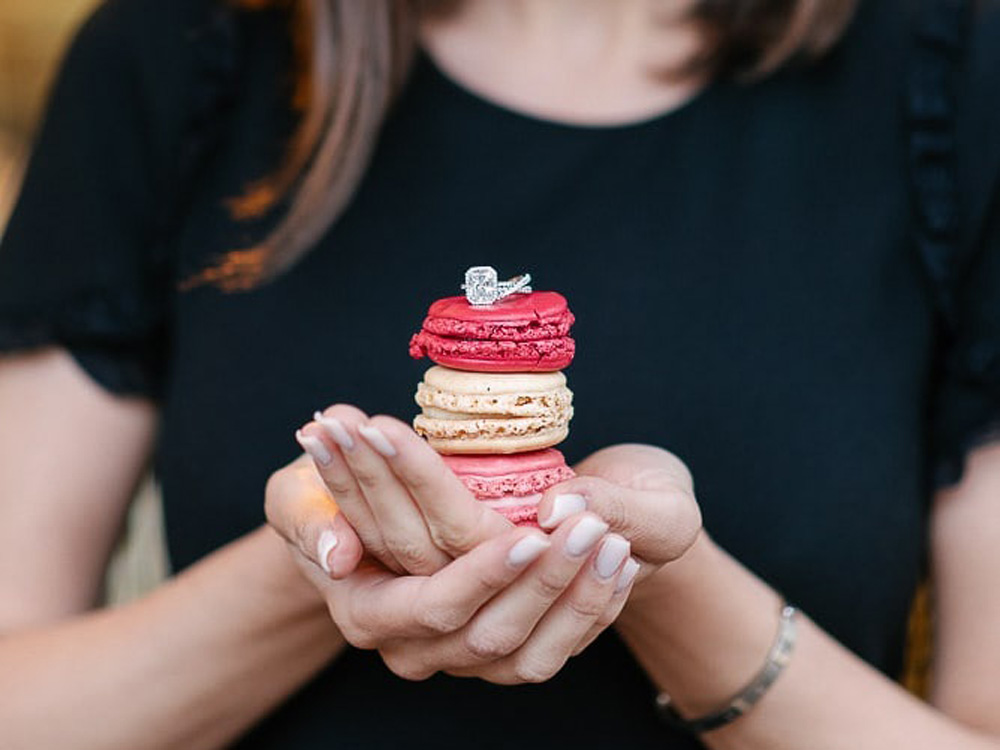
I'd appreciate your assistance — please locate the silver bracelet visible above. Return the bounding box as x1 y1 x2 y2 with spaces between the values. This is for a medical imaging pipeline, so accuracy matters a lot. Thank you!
655 603 799 734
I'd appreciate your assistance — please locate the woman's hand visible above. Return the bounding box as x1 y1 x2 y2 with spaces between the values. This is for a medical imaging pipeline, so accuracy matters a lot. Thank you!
291 405 510 576
536 443 702 587
275 506 638 684
278 407 701 589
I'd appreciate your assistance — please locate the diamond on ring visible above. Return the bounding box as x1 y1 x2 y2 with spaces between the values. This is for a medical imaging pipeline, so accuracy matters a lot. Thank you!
462 266 533 306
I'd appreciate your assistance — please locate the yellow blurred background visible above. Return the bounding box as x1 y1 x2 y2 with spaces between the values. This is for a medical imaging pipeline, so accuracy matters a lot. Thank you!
1 0 99 227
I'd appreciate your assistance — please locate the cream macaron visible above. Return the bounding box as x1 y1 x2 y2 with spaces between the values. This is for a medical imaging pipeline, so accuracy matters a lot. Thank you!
413 365 574 454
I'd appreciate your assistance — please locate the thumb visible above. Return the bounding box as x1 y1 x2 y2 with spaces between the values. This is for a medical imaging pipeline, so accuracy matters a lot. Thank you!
536 475 701 564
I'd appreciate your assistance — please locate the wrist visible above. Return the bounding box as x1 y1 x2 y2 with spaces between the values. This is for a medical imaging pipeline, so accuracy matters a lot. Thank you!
615 532 784 718
622 529 717 612
244 526 331 618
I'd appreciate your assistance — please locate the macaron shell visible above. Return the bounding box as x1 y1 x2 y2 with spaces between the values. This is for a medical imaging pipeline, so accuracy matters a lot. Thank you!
443 450 575 498
492 501 543 527
409 331 575 372
421 309 574 341
443 448 571 476
416 383 573 417
416 367 573 419
425 292 571 326
415 421 570 454
422 366 568 394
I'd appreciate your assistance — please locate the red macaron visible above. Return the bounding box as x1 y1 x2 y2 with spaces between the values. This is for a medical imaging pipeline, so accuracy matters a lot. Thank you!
443 449 575 527
409 291 576 372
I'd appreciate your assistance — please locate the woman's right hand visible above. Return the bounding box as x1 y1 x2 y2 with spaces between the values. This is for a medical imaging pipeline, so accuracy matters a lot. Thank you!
267 468 637 683
289 404 512 576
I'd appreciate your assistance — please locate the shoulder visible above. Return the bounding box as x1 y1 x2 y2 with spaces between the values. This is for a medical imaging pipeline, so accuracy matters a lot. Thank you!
55 0 293 202
63 0 292 119
65 0 241 101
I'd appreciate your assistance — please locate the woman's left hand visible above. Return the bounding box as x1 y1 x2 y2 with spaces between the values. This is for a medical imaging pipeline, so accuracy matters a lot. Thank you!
537 443 703 582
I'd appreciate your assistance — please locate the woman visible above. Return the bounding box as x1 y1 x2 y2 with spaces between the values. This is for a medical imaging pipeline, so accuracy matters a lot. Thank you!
0 0 998 747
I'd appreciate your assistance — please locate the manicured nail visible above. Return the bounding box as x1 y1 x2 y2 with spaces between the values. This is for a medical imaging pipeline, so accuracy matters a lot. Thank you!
564 516 609 557
296 429 333 466
615 558 641 593
317 530 338 574
358 424 397 458
314 412 354 451
594 535 630 580
506 534 551 568
540 493 587 529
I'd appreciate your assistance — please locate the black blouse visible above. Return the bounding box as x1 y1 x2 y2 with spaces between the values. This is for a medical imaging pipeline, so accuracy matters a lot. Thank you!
1 0 998 747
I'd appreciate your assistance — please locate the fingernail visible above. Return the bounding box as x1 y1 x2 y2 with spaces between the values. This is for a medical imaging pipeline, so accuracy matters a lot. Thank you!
594 535 630 580
564 516 609 557
296 430 333 466
615 558 641 593
358 424 397 458
540 493 587 529
314 412 354 451
506 534 551 568
317 530 338 574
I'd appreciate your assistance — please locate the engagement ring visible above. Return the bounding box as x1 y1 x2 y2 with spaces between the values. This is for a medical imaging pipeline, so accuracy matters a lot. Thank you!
462 266 533 306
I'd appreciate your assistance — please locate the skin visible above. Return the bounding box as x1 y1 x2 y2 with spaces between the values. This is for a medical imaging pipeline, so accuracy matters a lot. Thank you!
276 407 674 683
0 350 344 750
279 407 1000 747
3 0 998 747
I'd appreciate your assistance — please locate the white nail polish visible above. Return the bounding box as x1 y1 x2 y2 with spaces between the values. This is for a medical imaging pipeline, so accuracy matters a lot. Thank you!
507 535 551 568
317 530 338 574
615 558 641 593
564 516 609 557
296 430 333 466
540 493 587 529
358 424 397 458
594 536 630 580
314 412 354 451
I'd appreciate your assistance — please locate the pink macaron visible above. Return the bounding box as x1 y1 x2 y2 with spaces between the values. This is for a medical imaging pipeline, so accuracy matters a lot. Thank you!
409 291 576 372
442 449 575 527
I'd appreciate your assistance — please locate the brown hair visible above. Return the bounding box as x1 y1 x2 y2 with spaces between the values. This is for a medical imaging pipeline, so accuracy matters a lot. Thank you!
185 0 858 291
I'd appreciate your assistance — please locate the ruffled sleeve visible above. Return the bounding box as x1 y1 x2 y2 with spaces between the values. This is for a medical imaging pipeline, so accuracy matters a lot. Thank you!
923 2 1000 486
0 0 239 398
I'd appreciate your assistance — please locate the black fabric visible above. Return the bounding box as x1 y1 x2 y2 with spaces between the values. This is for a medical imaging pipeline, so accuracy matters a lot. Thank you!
0 0 998 747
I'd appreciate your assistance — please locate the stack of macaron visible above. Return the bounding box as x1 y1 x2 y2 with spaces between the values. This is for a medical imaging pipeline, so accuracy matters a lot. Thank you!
410 267 576 527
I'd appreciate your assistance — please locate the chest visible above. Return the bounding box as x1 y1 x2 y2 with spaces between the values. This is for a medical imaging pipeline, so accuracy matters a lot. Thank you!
158 57 935 666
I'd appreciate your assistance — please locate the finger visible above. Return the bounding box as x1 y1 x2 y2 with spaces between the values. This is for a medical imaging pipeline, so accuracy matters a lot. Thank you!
317 406 452 575
449 534 631 684
296 413 397 572
433 513 609 669
362 415 512 556
347 527 551 644
264 456 364 580
536 475 701 564
571 556 641 657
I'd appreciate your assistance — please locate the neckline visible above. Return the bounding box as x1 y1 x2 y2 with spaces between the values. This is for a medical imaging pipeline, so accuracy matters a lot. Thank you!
417 49 717 134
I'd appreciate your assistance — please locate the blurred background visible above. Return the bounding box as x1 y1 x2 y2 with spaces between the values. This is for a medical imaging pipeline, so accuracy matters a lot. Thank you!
1 1 95 226
0 0 169 604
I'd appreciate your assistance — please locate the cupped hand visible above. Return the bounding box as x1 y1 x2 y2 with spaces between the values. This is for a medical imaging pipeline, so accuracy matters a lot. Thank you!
535 443 703 585
283 509 639 684
290 405 511 576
